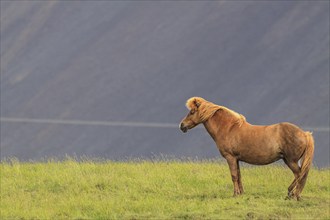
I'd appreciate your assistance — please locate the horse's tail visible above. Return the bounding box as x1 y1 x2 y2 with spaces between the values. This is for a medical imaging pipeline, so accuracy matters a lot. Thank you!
297 132 315 194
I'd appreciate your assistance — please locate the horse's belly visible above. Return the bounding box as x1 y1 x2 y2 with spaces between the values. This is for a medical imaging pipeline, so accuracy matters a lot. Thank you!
237 144 282 165
240 154 281 165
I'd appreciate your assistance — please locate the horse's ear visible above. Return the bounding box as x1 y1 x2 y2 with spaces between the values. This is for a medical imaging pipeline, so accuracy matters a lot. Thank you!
194 99 201 108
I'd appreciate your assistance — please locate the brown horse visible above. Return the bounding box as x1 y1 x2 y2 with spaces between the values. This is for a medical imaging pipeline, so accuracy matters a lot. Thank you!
179 97 314 200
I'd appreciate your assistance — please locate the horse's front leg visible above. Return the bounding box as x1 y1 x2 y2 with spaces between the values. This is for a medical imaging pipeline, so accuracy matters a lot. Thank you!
225 155 241 196
237 160 244 194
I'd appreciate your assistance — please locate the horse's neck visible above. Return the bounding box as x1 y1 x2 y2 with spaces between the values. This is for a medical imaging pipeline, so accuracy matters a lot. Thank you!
203 109 238 140
203 116 218 141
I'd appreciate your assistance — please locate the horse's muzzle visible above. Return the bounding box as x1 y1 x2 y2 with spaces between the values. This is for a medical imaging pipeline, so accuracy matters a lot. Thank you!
180 123 188 133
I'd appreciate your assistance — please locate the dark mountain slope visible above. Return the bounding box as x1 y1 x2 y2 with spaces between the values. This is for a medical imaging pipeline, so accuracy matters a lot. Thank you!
1 1 329 166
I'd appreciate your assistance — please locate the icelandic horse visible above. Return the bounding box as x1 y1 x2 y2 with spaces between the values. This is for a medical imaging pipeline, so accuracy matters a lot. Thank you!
179 97 314 200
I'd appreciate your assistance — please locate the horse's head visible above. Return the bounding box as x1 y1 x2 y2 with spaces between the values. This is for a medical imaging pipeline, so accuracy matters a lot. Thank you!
179 97 205 133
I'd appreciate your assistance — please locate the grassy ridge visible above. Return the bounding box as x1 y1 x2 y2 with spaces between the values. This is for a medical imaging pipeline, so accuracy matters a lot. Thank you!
1 159 329 219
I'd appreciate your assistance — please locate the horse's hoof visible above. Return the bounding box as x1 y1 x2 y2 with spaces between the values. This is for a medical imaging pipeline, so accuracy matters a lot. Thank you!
233 191 242 197
285 194 300 201
287 190 297 199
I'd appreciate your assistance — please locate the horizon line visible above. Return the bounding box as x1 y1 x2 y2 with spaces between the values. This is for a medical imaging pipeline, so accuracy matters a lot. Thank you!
1 117 329 132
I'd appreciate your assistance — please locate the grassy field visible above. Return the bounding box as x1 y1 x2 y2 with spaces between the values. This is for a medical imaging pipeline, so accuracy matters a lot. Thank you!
1 159 329 219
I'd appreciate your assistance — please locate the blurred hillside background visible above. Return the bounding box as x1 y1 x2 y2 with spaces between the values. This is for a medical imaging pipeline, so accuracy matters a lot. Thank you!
1 1 329 167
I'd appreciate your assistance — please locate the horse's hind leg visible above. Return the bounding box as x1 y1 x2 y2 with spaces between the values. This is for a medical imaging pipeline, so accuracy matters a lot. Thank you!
284 159 301 199
296 166 308 196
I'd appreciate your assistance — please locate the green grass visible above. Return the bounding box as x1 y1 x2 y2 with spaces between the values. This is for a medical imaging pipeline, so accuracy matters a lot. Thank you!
1 159 329 219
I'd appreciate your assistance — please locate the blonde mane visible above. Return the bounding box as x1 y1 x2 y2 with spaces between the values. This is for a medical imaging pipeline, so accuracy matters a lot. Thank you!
186 97 246 127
